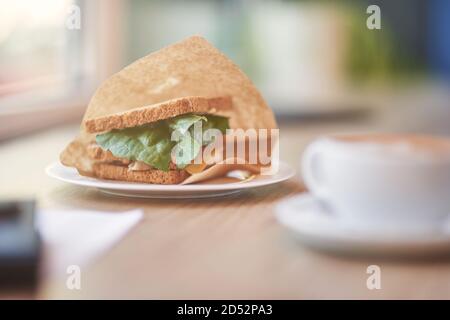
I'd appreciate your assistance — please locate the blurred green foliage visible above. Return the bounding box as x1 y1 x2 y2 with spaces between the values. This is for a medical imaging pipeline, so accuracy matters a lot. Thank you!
344 5 425 85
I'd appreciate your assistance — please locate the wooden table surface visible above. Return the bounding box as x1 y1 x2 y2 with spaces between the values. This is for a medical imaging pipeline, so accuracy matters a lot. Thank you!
2 98 450 299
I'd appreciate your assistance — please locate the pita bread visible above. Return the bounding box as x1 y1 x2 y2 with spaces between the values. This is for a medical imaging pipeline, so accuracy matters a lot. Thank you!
92 163 189 184
82 35 276 130
84 96 231 133
60 35 277 181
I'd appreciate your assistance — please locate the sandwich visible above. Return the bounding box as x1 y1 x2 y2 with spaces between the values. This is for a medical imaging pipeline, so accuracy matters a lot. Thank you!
60 36 277 184
82 96 232 184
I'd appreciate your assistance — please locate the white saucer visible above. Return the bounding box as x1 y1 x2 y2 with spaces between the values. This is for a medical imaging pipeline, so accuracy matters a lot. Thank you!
46 162 295 199
275 194 450 257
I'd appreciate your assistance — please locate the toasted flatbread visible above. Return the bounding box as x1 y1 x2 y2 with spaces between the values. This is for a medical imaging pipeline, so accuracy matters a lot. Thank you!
92 163 189 184
84 96 232 134
82 35 276 130
60 35 277 183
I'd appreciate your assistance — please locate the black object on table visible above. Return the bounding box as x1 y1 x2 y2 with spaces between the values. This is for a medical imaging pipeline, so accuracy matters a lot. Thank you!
0 200 41 290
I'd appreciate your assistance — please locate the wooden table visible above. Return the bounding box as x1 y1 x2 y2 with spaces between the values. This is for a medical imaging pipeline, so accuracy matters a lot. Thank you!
1 97 450 299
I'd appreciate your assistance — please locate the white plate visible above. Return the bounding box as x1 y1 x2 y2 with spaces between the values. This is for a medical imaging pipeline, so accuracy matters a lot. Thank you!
275 193 450 257
46 162 295 199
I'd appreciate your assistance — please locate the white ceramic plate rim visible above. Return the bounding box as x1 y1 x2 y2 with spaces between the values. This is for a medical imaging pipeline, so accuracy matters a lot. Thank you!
46 161 295 192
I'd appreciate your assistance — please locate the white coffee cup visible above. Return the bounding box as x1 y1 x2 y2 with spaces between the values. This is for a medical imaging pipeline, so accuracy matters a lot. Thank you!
301 134 450 225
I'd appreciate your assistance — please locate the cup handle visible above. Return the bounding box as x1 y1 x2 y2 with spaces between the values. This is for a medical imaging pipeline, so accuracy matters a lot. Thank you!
301 139 329 198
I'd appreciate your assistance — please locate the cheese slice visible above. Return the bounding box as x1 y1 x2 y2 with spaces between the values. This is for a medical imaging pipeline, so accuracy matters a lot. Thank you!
185 163 208 174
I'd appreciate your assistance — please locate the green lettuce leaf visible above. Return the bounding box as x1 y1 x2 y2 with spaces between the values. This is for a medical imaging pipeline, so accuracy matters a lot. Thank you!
168 114 207 135
171 135 202 169
95 122 173 171
194 114 229 145
95 113 229 171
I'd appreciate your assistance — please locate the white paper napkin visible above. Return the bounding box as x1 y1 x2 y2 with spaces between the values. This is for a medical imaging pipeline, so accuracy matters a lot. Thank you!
36 209 143 275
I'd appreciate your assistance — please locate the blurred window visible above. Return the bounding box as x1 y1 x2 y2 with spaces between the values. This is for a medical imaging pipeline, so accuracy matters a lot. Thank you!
0 0 96 111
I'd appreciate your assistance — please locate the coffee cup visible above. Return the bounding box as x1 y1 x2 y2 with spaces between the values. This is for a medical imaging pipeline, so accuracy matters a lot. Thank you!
301 134 450 225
